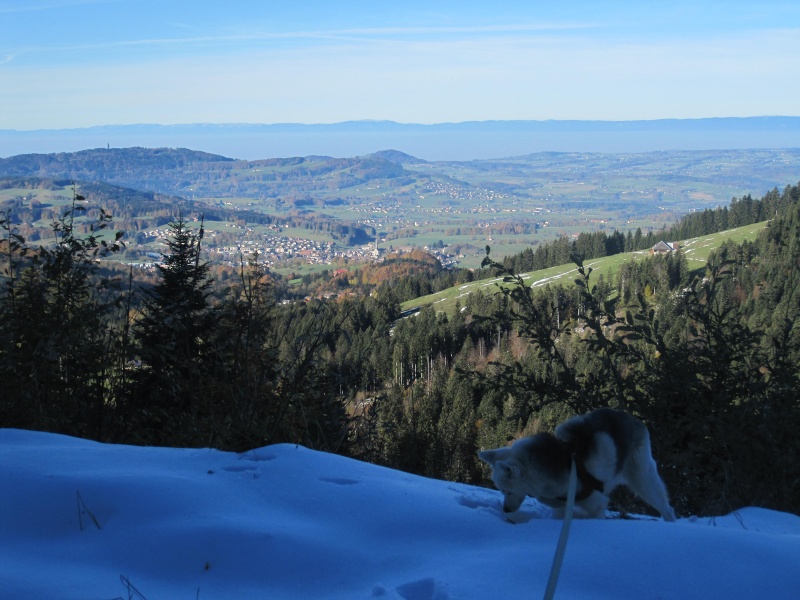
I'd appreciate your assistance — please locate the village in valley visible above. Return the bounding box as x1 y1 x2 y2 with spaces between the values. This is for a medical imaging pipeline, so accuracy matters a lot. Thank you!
125 221 461 272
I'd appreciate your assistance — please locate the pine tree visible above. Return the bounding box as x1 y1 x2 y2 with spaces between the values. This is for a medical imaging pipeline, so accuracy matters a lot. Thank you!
130 214 216 435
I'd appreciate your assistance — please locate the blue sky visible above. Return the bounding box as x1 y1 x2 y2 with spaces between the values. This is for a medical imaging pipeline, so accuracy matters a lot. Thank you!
2 0 799 130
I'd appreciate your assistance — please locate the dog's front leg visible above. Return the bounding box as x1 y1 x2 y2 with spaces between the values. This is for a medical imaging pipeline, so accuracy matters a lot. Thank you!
576 491 610 519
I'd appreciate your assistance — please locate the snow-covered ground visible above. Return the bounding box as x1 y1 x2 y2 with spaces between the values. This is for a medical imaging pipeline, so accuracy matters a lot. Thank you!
2 428 799 599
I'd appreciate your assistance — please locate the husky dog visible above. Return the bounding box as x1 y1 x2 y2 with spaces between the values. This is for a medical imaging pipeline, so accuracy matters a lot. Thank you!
478 408 677 521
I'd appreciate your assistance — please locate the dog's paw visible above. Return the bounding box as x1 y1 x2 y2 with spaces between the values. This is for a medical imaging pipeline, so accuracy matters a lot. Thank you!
395 577 449 600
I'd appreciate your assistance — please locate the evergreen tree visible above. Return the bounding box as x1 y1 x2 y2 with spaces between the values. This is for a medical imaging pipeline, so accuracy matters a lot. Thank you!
210 252 279 449
129 214 217 439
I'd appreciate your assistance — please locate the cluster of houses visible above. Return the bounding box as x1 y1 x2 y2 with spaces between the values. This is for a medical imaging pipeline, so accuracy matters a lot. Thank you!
417 180 508 205
209 236 336 266
127 222 388 269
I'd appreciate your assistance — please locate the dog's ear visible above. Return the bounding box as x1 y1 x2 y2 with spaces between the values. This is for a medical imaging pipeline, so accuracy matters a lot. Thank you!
478 447 510 466
477 449 496 465
495 460 519 480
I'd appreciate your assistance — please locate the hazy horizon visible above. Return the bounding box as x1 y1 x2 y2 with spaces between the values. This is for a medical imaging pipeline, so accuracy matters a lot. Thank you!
3 114 799 132
2 117 799 161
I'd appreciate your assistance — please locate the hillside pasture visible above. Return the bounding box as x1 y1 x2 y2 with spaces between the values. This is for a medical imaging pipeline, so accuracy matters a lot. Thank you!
401 221 769 315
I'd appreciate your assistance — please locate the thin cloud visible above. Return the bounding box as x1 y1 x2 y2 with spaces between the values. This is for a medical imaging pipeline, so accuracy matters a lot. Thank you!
231 24 600 49
0 0 117 14
3 22 601 58
306 23 599 36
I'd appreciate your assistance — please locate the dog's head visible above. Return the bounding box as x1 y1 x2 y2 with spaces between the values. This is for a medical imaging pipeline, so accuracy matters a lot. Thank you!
478 446 527 513
479 434 571 513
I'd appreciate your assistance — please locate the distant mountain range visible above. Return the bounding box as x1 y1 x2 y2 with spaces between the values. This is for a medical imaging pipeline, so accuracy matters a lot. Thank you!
1 117 799 161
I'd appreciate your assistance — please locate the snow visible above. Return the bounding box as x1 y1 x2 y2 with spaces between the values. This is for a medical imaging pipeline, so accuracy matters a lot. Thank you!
2 429 800 600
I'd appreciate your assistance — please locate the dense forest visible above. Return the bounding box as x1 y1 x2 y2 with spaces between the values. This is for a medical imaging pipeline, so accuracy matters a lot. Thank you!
2 182 800 519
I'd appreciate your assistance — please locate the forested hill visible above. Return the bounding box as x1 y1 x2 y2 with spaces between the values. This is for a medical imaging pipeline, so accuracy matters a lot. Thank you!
0 176 276 229
3 147 799 210
0 147 413 197
0 148 232 190
498 181 800 276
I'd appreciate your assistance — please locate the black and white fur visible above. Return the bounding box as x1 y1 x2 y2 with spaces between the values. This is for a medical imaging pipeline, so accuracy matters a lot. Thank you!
478 408 677 521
